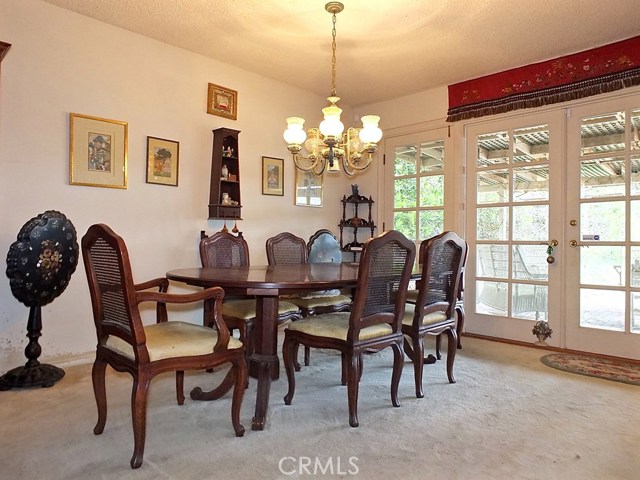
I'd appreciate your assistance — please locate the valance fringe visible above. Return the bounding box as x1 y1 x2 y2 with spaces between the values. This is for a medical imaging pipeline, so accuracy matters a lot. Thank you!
447 68 640 122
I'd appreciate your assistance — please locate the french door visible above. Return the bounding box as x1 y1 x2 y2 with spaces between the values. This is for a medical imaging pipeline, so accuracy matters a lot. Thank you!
464 92 640 360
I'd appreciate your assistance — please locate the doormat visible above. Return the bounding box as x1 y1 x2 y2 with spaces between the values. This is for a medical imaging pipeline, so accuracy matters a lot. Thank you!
540 353 640 386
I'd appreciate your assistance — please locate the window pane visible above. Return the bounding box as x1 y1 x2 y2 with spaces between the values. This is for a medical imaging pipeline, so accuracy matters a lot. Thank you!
631 155 640 195
394 145 417 176
476 280 508 317
513 125 549 163
580 157 625 199
512 283 547 320
631 109 640 150
477 131 509 167
513 245 548 281
514 165 549 201
580 201 625 242
419 140 444 173
580 111 625 156
477 169 508 204
476 244 508 278
394 177 416 208
420 175 443 206
393 211 416 241
632 200 640 242
513 205 548 241
630 246 640 288
580 288 624 331
477 207 509 241
418 210 443 240
581 246 625 286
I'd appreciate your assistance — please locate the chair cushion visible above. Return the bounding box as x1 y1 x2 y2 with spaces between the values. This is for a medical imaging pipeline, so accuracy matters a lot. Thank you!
405 289 418 304
284 294 352 310
105 321 242 361
222 299 300 320
284 289 342 299
402 304 449 326
286 312 392 340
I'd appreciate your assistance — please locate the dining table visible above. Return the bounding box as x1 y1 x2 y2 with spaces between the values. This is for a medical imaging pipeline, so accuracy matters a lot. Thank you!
166 262 361 431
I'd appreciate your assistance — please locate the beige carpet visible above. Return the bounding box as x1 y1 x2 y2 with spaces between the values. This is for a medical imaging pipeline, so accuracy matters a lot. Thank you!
1 335 638 480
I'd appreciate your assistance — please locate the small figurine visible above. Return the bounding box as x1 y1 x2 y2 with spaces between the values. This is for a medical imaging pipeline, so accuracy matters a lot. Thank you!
221 164 229 180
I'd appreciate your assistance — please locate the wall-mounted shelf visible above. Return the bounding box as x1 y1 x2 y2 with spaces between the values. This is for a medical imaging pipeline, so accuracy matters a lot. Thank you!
208 127 242 219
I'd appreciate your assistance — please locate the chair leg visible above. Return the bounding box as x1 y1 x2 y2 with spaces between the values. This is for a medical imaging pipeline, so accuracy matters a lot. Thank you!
231 359 247 437
411 335 425 398
293 343 302 372
176 371 185 405
282 335 297 405
390 342 404 407
435 334 443 360
456 304 465 349
304 346 311 366
130 372 151 469
92 359 108 435
446 327 458 384
346 352 360 428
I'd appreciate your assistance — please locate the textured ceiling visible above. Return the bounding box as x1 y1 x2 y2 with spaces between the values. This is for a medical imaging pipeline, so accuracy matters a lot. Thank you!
42 0 640 107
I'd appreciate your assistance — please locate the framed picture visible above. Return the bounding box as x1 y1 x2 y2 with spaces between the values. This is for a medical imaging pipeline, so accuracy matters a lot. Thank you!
262 156 284 196
69 113 128 189
207 83 238 120
146 136 179 186
295 169 323 207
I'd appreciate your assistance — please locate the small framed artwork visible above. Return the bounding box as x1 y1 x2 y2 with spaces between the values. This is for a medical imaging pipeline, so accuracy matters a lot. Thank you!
295 169 323 207
262 156 284 196
207 83 238 120
69 113 128 189
146 136 179 186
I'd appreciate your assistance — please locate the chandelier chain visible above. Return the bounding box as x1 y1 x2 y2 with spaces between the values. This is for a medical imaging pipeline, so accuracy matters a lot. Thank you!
330 11 337 97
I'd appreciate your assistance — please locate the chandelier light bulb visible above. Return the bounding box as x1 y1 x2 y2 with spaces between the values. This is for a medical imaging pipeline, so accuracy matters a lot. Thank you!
319 99 344 138
284 117 307 145
358 115 383 144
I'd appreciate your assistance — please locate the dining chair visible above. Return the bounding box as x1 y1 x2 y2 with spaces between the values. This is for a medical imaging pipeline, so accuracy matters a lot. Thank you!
282 230 416 427
266 231 352 367
402 231 467 398
82 224 246 469
200 231 302 369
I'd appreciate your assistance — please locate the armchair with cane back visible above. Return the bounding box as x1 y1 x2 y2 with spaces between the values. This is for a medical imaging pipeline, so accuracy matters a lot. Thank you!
82 224 246 469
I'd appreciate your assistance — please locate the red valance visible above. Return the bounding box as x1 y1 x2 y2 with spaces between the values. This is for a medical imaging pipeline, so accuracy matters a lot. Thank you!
447 36 640 122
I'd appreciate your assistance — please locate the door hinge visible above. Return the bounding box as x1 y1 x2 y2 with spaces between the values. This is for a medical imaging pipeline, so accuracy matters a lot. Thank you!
383 153 386 165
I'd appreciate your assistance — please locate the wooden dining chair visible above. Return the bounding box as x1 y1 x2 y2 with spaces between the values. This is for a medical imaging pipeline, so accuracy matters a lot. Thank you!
402 231 467 398
200 231 302 368
282 230 416 427
82 224 246 469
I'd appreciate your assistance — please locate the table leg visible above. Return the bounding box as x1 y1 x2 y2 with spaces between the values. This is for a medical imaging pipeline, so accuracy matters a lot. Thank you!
251 295 279 431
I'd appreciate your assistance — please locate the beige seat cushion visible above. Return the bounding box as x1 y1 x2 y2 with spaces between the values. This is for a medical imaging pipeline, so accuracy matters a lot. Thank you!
405 289 419 304
286 312 392 340
222 299 300 320
402 304 449 326
106 321 242 361
285 294 352 310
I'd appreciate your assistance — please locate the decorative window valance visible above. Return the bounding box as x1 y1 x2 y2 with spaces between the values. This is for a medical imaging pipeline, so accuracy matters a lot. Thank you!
447 35 640 122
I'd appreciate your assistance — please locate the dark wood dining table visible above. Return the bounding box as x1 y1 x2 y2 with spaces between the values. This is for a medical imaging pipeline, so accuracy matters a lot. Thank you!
166 262 361 431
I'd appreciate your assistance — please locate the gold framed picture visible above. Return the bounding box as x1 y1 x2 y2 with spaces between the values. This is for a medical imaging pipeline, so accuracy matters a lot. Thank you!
146 136 179 186
262 156 284 196
69 113 128 189
295 169 323 207
207 83 237 120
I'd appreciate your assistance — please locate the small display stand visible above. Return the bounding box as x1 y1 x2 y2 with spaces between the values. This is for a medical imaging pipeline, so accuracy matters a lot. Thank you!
338 185 376 262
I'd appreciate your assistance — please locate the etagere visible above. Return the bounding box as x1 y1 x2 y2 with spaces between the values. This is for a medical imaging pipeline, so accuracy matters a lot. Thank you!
208 127 242 219
339 186 376 262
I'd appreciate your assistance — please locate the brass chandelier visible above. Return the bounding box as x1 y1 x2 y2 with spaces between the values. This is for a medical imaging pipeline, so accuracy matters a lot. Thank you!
283 2 382 176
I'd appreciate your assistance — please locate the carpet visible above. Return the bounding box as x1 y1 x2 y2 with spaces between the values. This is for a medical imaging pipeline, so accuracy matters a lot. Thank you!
540 353 640 386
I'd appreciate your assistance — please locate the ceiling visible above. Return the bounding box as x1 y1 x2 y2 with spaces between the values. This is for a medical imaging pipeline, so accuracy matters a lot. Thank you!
43 0 640 107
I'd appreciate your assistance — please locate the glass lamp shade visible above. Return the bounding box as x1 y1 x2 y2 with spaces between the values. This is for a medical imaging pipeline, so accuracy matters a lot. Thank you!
358 115 383 143
284 117 307 145
319 102 344 138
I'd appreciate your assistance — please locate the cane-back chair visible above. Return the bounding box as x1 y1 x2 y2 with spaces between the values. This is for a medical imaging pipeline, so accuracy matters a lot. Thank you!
82 224 246 469
402 231 467 398
282 230 416 427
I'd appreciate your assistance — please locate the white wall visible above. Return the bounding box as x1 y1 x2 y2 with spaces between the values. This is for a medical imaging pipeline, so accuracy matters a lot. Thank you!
0 0 380 369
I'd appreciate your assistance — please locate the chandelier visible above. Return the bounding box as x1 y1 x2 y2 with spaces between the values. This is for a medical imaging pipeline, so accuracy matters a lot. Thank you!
283 2 382 177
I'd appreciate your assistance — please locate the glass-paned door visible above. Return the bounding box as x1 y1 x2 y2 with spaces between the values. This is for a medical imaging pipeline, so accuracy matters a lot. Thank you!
384 128 453 247
565 98 640 359
465 112 563 343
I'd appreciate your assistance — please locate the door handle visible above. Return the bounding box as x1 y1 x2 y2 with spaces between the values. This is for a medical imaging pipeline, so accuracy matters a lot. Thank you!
569 240 589 248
